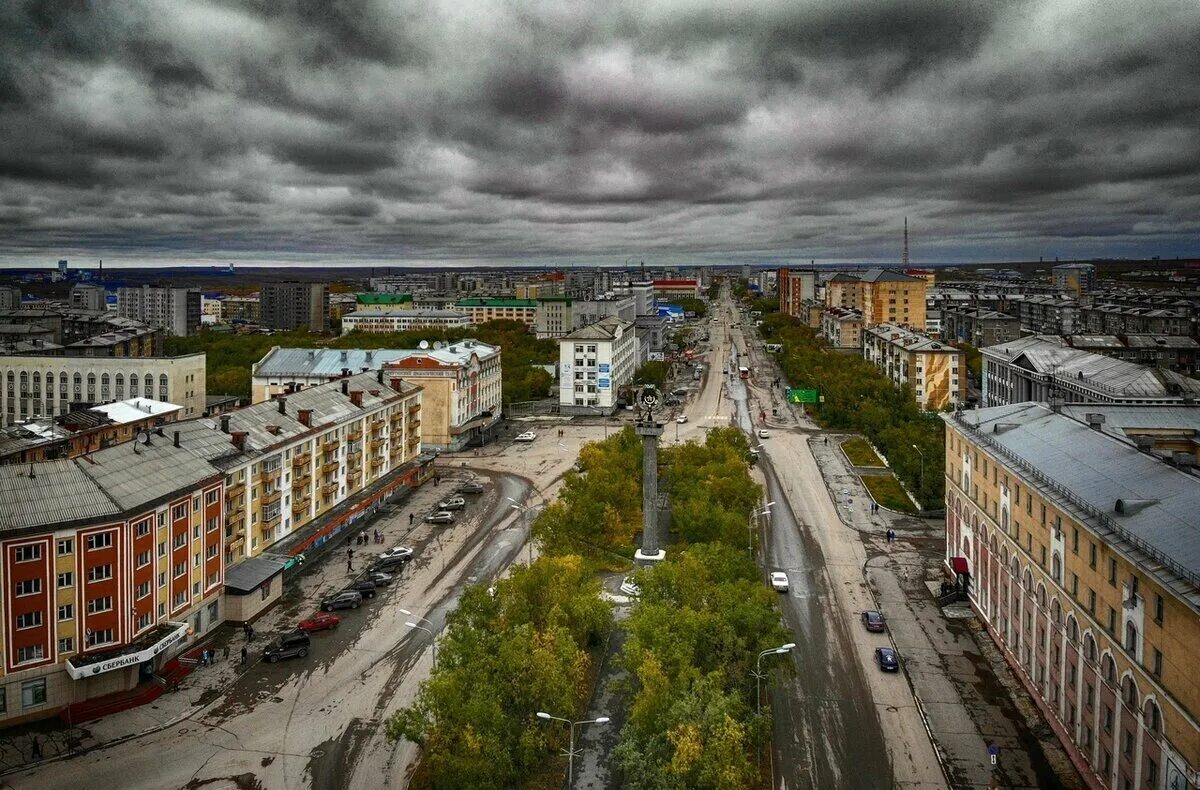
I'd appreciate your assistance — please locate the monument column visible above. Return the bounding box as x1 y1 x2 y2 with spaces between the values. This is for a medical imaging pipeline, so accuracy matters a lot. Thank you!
633 387 666 566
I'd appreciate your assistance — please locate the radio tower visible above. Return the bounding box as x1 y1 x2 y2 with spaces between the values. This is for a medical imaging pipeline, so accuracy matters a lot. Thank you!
902 217 910 268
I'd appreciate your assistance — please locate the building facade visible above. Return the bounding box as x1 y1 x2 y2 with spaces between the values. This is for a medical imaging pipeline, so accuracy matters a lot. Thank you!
940 307 1022 349
651 279 701 301
558 317 638 413
862 324 965 410
260 283 329 333
452 298 537 327
1017 295 1082 336
0 398 181 465
777 268 816 319
340 309 470 335
1053 263 1097 297
943 404 1200 789
69 285 107 312
534 297 574 339
0 287 21 310
221 297 261 324
820 307 864 350
824 269 928 330
1 354 206 427
116 286 201 337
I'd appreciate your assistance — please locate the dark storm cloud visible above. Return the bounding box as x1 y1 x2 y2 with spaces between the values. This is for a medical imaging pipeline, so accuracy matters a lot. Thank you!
0 0 1198 266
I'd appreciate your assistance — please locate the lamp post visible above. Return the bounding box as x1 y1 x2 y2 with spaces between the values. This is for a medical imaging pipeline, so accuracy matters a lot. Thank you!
508 497 535 564
536 711 610 788
752 642 795 776
403 621 436 669
910 443 925 504
748 502 775 558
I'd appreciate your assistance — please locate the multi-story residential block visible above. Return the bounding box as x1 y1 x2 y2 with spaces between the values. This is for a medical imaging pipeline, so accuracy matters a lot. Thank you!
651 279 701 301
1017 294 1082 335
0 354 206 427
453 298 537 327
534 297 574 339
0 286 21 310
862 324 965 410
0 397 181 465
251 342 500 450
558 317 638 413
572 295 637 328
611 281 655 316
943 403 1200 789
0 309 161 358
824 269 928 330
940 307 1022 349
221 297 261 324
1081 305 1192 337
1066 336 1200 376
116 286 201 337
69 284 106 312
1053 262 1097 296
820 307 864 350
340 309 470 335
979 336 1200 407
260 283 329 333
0 438 225 726
777 268 816 319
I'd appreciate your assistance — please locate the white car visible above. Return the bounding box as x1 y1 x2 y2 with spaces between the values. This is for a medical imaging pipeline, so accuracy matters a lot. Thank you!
379 546 414 562
770 572 789 592
425 511 455 524
757 429 770 439
514 431 537 442
676 415 688 424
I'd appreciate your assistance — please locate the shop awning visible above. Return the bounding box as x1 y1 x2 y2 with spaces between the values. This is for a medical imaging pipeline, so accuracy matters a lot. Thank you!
951 556 970 574
65 621 189 680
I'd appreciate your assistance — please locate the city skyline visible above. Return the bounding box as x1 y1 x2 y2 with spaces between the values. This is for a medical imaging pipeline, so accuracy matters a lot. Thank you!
1 1 1198 267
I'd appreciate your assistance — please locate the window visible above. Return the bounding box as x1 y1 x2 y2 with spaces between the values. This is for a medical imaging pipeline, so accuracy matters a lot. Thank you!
1108 607 1117 634
87 596 113 614
1148 760 1158 787
1085 682 1094 708
174 562 186 578
1109 558 1117 585
172 504 187 521
1088 588 1096 615
1089 543 1097 569
16 611 43 629
57 571 73 588
1153 648 1163 677
1154 594 1164 625
15 578 41 596
86 629 115 647
173 534 186 549
158 541 166 557
87 564 113 582
14 544 41 562
1125 622 1138 653
17 646 45 666
136 521 151 538
57 538 74 555
86 533 112 551
21 678 47 707
136 581 151 599
158 571 166 587
58 604 73 620
58 638 74 654
136 550 151 568
1072 528 1078 553
1104 705 1113 732
1071 573 1079 597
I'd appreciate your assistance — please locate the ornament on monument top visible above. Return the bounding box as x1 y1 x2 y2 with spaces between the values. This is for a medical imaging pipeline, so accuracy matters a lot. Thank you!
636 386 661 421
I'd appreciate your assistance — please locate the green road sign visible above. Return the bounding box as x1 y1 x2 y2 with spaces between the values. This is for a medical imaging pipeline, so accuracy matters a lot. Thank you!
787 388 819 404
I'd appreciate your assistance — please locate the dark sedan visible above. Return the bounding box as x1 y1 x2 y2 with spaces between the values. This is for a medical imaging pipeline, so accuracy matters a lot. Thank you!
862 610 886 633
875 647 900 672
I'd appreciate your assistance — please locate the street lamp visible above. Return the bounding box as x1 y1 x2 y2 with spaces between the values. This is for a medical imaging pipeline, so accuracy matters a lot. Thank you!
508 497 535 564
910 443 925 504
752 642 795 775
536 711 611 787
748 502 775 558
403 621 437 669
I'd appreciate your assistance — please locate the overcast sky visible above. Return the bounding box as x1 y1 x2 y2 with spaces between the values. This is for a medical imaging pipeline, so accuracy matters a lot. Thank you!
1 0 1198 268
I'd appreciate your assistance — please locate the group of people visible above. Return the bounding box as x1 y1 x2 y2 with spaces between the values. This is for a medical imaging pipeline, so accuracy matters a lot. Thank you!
354 529 383 546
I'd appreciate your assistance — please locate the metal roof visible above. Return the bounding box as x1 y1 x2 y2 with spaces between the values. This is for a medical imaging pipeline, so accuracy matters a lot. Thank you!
949 404 1200 601
253 342 498 378
90 398 180 424
76 438 219 513
0 460 117 532
562 316 633 341
1058 404 1200 444
225 554 288 593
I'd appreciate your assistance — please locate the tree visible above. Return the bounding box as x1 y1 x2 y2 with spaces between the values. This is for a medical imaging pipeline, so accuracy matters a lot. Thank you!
633 361 669 392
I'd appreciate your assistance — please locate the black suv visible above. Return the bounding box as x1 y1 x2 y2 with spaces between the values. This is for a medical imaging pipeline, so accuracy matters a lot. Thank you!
348 579 378 599
263 630 311 663
370 553 411 574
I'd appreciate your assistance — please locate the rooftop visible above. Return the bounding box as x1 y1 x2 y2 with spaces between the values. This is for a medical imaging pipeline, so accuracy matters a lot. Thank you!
453 298 537 308
562 316 634 341
864 323 957 353
254 342 499 378
344 309 469 319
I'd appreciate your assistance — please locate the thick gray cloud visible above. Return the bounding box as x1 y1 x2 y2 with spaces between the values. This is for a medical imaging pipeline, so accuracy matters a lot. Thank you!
1 0 1198 267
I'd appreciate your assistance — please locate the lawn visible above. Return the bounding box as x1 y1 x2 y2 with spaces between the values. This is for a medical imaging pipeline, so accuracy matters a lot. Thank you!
841 436 885 467
862 473 920 514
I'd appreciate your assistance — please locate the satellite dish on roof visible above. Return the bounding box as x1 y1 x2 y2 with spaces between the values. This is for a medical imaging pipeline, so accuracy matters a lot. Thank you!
418 340 430 350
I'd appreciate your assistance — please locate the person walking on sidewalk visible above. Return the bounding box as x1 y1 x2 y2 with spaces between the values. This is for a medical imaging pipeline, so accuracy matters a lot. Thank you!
409 513 414 525
241 645 248 665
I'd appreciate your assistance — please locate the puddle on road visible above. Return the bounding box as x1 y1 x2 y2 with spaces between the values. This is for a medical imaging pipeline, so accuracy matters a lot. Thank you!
305 718 375 790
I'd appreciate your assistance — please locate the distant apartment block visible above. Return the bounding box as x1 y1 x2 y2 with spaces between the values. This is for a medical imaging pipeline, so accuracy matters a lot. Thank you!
1053 262 1097 296
260 283 329 333
979 335 1200 407
862 324 965 410
651 279 701 301
69 284 106 312
534 297 574 339
1067 335 1200 376
222 296 261 324
453 298 537 327
1080 304 1192 337
0 286 21 310
1016 294 1081 335
940 308 1022 349
340 309 470 335
612 281 655 316
820 307 864 350
572 295 637 328
559 317 638 413
777 268 816 319
116 285 202 337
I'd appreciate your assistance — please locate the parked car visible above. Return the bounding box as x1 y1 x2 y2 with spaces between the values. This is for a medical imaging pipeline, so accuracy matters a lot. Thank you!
672 387 689 396
758 429 770 439
370 553 410 573
322 590 362 611
297 612 340 633
379 546 414 562
348 579 378 599
368 571 394 587
263 630 311 663
425 510 455 524
770 571 789 592
456 480 485 494
862 610 886 633
437 496 467 511
619 577 641 597
875 647 900 672
676 414 688 424
514 431 537 442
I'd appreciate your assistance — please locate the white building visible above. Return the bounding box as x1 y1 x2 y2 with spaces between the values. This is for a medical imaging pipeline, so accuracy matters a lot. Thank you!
341 309 470 335
116 285 202 337
558 317 638 413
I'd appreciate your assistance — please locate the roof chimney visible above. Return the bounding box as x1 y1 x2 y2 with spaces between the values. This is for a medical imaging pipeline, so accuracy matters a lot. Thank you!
389 376 405 393
1172 451 1196 468
231 431 248 451
341 380 349 395
278 396 287 416
341 367 351 378
376 368 385 384
173 430 180 448
298 408 313 427
1085 413 1105 430
340 350 348 362
220 415 231 434
350 390 363 407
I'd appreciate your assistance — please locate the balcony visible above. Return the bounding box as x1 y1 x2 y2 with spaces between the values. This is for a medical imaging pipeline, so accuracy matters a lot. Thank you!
257 467 281 485
226 481 246 500
292 473 311 489
346 449 363 467
369 437 385 452
292 452 311 468
323 437 340 451
408 418 421 429
227 509 245 526
371 454 386 468
321 481 338 497
322 456 339 474
262 513 281 531
291 498 309 515
261 489 282 506
347 427 363 442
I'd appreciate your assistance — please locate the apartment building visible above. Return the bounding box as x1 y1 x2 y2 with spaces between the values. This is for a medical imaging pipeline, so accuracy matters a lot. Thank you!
222 297 261 324
940 307 1022 348
260 283 329 333
862 324 965 410
1053 263 1097 296
452 298 537 327
116 286 201 337
558 317 638 413
0 439 224 726
651 279 701 301
572 295 637 328
777 268 816 319
611 281 655 317
980 336 1200 407
943 404 1200 789
534 297 574 339
1080 305 1192 338
0 354 206 427
69 285 107 312
1017 294 1081 335
0 397 181 465
824 269 928 330
340 309 470 335
1066 336 1200 376
820 307 864 350
251 342 500 450
0 287 20 310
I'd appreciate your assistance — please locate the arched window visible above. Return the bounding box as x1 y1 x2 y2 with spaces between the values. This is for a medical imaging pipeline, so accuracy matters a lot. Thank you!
1145 700 1161 734
31 372 40 395
1051 599 1062 625
1067 616 1078 643
101 373 110 399
1024 570 1033 593
1084 634 1097 662
1102 654 1117 685
1125 621 1139 655
1037 584 1047 609
130 374 138 395
115 373 124 398
158 374 168 399
87 373 96 400
145 375 153 398
1122 676 1139 707
1051 551 1062 583
73 372 82 393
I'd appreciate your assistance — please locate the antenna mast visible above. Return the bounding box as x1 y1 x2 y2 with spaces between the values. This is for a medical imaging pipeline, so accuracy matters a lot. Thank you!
902 217 910 268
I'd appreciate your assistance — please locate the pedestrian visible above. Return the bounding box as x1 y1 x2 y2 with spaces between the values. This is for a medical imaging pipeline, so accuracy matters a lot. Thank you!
223 645 231 663
824 436 828 445
361 530 367 545
409 513 414 525
30 736 41 761
241 645 248 665
347 558 353 572
243 622 251 640
201 649 209 667
247 625 255 640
